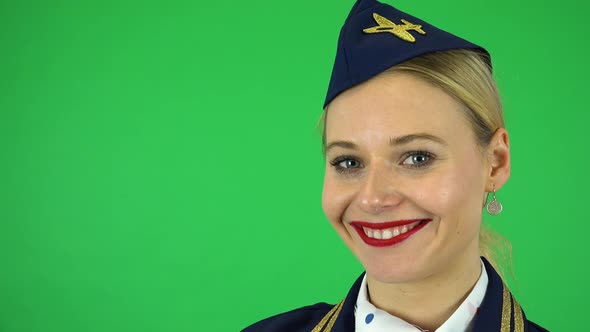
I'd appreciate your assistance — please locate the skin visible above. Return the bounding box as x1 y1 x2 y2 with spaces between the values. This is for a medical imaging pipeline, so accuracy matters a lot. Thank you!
322 72 510 330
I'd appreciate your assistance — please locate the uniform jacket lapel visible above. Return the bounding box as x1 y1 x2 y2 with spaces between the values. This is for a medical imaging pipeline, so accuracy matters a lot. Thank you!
471 257 528 332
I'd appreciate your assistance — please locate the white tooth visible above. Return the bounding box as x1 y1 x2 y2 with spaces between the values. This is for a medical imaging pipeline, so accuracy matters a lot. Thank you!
393 228 400 236
367 229 373 238
382 229 393 240
401 225 408 234
408 224 415 230
363 227 370 236
373 230 382 239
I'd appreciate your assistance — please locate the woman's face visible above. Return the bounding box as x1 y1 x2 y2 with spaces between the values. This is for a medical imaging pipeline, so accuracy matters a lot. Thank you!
322 73 494 283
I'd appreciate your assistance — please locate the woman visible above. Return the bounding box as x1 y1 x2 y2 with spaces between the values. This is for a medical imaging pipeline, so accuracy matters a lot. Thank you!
244 0 548 331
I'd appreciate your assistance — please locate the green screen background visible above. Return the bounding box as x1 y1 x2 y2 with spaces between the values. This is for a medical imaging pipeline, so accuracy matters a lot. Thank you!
1 0 585 331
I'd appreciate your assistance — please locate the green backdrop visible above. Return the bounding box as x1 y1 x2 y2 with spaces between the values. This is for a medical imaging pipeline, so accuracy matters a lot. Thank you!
1 0 586 331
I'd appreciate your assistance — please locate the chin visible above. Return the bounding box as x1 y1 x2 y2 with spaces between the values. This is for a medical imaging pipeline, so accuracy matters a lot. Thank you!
340 222 441 284
358 252 433 284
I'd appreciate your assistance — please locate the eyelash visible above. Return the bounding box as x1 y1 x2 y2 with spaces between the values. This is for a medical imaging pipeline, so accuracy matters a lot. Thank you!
402 150 435 169
328 151 435 174
329 154 360 174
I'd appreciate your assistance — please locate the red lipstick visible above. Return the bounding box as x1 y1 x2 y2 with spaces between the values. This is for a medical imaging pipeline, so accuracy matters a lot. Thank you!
350 219 432 247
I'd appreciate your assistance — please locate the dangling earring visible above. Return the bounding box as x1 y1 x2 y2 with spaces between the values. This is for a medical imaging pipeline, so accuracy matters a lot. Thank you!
486 184 503 215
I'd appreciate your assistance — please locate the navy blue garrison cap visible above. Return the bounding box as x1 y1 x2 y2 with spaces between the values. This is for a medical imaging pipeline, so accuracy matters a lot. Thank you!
324 0 490 108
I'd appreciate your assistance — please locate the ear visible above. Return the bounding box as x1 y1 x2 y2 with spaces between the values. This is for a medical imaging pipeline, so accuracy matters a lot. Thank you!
485 128 511 191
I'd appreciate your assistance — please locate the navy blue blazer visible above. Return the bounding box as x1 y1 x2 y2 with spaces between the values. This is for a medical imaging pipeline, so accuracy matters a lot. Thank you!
243 258 548 331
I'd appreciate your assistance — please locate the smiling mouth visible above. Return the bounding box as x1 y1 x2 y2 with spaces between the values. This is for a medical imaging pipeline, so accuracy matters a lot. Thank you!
350 219 432 247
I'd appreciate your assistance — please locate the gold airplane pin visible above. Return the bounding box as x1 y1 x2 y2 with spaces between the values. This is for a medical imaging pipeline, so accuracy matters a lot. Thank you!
363 13 426 43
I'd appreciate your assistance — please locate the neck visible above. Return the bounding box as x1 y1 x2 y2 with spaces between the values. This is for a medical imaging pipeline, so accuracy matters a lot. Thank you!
366 246 482 331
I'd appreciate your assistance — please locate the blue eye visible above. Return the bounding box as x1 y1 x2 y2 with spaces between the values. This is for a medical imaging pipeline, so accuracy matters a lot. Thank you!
339 159 360 168
401 151 434 168
329 155 362 174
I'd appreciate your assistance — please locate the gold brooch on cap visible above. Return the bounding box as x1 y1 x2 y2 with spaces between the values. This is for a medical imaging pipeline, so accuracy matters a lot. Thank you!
363 13 426 43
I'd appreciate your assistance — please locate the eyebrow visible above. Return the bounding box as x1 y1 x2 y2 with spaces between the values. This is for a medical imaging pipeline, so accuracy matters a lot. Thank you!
324 133 447 154
389 133 447 146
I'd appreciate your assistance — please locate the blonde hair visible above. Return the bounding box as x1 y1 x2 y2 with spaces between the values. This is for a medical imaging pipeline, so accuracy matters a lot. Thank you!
319 49 513 279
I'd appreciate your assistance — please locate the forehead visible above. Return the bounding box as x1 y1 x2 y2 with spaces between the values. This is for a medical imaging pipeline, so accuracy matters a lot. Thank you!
325 73 471 143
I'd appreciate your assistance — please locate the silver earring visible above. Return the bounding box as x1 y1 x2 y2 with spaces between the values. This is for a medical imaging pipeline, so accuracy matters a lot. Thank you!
486 184 503 215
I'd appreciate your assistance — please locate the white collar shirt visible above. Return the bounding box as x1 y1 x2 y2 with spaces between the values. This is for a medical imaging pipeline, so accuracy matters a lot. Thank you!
354 259 488 332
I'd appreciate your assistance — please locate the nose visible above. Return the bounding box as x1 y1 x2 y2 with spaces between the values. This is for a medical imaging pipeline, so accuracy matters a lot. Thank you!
357 162 403 215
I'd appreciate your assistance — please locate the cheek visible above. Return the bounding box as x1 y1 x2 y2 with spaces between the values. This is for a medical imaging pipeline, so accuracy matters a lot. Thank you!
322 174 352 226
420 161 485 226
